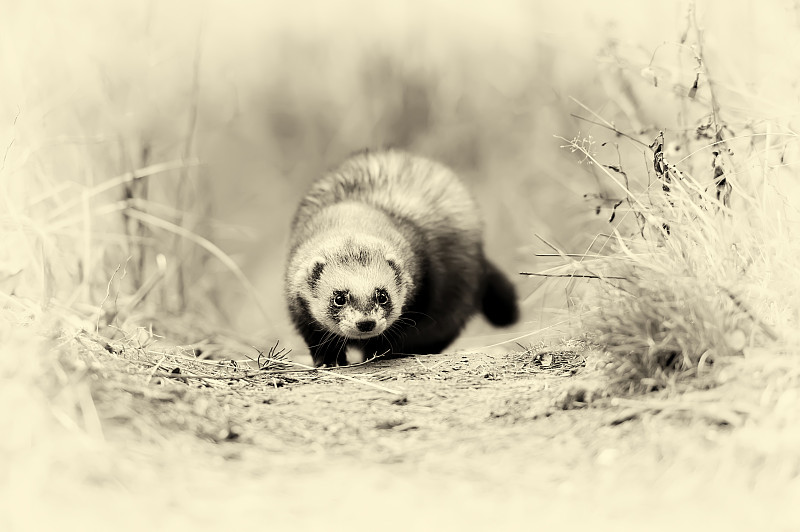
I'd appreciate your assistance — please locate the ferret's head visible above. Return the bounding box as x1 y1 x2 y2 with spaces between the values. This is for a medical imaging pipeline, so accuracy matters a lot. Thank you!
294 243 410 340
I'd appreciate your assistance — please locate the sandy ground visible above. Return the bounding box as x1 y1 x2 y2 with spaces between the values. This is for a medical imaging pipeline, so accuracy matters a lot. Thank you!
5 334 799 532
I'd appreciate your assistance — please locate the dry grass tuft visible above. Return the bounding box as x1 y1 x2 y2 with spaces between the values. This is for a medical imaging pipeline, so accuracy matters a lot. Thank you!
594 248 744 392
546 7 800 394
556 120 800 393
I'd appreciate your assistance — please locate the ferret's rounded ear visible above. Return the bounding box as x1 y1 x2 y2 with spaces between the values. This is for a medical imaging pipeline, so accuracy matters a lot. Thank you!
383 254 407 288
384 251 401 270
309 259 326 285
296 257 326 291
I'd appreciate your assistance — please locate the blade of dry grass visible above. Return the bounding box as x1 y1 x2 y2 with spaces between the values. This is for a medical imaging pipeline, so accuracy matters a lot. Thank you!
123 208 273 326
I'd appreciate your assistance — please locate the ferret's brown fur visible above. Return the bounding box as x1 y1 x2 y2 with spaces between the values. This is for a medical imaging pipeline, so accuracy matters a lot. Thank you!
285 149 518 366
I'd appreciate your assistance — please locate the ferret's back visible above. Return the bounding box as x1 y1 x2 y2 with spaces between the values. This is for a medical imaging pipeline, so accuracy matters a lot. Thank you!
292 150 482 239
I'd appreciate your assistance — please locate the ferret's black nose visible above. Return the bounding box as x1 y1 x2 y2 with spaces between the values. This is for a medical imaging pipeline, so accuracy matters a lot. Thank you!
356 320 376 332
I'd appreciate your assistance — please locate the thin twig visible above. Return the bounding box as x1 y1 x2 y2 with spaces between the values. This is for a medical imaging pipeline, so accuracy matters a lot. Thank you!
535 253 609 258
139 358 404 396
83 331 403 394
0 106 19 173
520 272 626 280
570 113 650 148
287 359 405 395
533 234 621 281
146 355 167 384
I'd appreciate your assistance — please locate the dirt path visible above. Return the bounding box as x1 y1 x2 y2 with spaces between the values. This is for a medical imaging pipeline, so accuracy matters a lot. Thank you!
13 337 799 532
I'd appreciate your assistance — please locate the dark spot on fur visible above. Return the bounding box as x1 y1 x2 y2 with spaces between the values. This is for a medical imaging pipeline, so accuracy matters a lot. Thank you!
309 261 326 292
350 294 372 313
386 259 403 287
340 248 370 266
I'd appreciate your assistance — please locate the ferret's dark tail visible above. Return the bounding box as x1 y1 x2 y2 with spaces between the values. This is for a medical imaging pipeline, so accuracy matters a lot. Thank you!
481 260 519 326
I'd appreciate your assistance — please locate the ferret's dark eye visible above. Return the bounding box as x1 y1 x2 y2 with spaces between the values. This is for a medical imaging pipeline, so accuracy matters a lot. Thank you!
332 292 348 307
375 289 389 306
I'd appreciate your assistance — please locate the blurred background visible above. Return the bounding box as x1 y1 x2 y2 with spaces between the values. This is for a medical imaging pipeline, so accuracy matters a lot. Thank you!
2 0 796 359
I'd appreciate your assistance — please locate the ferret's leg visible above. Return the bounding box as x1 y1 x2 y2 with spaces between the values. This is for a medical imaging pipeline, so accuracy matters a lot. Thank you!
297 325 348 367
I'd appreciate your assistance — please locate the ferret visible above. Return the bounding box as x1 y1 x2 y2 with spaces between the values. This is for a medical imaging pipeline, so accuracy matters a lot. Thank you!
284 149 519 366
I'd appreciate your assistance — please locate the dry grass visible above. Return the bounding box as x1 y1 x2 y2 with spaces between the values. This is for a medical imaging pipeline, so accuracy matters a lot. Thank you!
555 135 778 392
3 1 800 530
538 6 800 397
